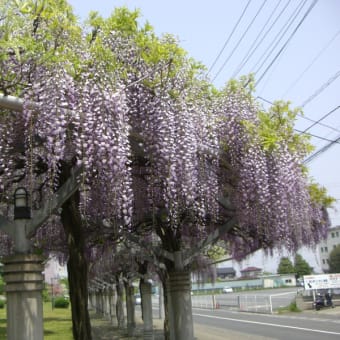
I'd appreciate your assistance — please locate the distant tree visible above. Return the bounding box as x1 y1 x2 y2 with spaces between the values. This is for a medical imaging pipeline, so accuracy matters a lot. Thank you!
277 257 295 274
206 243 228 262
294 253 312 277
329 245 340 273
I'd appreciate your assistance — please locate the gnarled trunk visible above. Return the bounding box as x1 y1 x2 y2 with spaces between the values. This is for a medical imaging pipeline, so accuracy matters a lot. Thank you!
116 278 126 329
159 275 170 340
125 280 136 336
140 279 154 339
61 192 92 340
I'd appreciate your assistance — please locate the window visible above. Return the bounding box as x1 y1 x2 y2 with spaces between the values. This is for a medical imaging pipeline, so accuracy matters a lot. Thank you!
331 232 335 238
321 247 324 253
336 231 339 237
325 246 328 252
334 245 337 249
323 259 326 264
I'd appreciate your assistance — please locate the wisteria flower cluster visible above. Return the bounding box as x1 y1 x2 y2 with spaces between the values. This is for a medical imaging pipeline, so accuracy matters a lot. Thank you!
214 84 329 259
0 7 330 263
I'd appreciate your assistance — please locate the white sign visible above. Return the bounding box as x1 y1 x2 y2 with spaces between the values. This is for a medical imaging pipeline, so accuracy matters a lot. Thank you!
303 273 340 290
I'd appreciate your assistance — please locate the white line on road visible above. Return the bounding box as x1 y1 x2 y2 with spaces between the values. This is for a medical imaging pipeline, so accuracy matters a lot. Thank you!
193 313 340 336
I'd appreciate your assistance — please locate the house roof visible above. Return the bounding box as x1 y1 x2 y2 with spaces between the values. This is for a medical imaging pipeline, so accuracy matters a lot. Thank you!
240 266 262 272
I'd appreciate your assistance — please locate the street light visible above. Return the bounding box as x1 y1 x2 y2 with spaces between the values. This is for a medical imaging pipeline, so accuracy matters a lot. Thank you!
1 187 44 339
14 187 31 220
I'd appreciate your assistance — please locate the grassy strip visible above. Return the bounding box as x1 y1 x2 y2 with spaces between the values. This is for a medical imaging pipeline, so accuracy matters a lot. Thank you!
276 301 301 314
0 302 73 339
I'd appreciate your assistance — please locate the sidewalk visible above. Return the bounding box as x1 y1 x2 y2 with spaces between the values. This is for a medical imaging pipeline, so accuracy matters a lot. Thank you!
90 306 340 340
90 312 272 340
298 305 340 319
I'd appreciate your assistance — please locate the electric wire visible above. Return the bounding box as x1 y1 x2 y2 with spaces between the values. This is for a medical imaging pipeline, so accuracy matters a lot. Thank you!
301 70 340 107
255 0 318 86
304 134 340 164
250 0 307 75
282 29 340 98
257 96 340 134
301 105 340 133
232 0 288 78
207 0 252 75
212 0 268 82
294 129 340 144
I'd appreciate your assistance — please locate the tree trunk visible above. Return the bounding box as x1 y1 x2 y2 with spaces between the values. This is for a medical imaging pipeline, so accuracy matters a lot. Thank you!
140 279 154 339
158 271 170 340
109 285 117 326
61 195 92 340
125 280 136 336
116 278 126 329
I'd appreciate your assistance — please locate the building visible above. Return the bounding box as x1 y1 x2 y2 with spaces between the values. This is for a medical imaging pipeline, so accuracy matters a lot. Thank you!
318 225 340 272
263 274 297 288
43 255 67 284
216 267 236 279
240 266 262 278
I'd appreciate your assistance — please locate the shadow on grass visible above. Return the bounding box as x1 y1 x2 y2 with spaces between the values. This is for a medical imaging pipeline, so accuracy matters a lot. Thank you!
44 317 72 322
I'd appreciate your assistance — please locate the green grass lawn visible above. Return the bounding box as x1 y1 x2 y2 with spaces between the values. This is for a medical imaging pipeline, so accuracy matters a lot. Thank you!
0 303 73 339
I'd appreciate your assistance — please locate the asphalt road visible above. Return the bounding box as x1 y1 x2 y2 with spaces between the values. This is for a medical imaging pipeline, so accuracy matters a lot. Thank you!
192 307 340 340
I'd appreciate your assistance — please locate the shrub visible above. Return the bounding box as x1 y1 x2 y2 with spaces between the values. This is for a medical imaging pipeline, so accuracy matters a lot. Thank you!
53 297 69 309
0 300 5 309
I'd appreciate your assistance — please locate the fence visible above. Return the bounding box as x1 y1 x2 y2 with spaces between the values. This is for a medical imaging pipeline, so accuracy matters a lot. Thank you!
191 291 296 314
237 294 273 313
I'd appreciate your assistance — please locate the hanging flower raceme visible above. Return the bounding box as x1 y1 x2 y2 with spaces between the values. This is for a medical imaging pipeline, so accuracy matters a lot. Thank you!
125 71 220 238
215 85 329 260
16 63 134 226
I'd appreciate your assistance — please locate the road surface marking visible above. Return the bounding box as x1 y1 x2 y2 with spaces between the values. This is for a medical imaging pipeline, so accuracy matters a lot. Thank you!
194 313 340 336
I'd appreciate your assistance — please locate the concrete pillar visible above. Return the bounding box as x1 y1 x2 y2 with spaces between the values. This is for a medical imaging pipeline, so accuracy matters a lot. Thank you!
3 254 44 340
167 270 194 340
141 280 154 340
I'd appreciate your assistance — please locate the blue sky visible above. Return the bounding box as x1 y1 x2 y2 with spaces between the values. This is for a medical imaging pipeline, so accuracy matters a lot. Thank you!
68 1 340 235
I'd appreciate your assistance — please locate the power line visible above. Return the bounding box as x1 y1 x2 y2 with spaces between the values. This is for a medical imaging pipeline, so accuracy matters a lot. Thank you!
282 29 340 98
250 0 307 75
257 96 340 134
207 0 252 75
301 105 340 133
304 134 340 164
232 0 285 78
255 0 318 86
212 0 268 82
301 70 340 107
294 129 340 144
299 115 340 135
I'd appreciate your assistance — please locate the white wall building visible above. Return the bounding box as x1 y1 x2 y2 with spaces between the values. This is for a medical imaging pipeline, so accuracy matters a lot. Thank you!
318 225 340 272
44 256 67 284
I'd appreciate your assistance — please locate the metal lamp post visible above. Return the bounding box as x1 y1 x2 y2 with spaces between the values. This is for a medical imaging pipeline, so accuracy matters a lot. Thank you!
14 187 31 220
2 187 44 340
